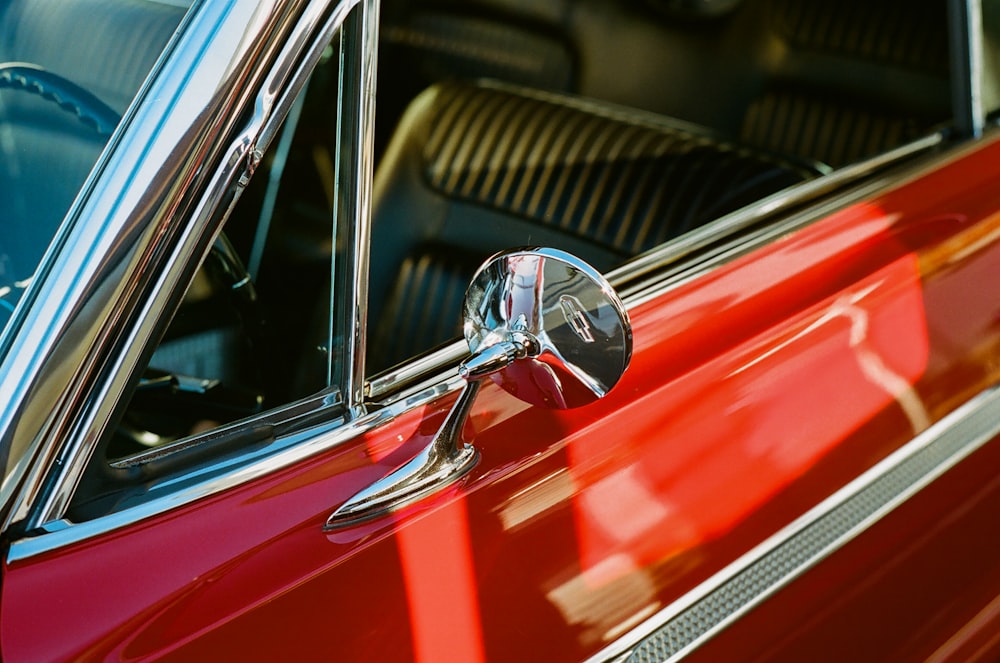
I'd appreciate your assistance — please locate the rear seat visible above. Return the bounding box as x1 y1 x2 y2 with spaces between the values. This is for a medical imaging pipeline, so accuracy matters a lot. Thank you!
367 80 826 371
739 0 950 166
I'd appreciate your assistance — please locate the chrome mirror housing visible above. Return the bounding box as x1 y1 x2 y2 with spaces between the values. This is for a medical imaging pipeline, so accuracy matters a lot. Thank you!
462 247 632 408
327 248 632 527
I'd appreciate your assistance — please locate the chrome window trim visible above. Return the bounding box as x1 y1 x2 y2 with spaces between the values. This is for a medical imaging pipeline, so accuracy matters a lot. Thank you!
343 0 379 414
585 384 1000 663
606 132 944 290
366 343 467 400
949 0 986 137
0 0 368 533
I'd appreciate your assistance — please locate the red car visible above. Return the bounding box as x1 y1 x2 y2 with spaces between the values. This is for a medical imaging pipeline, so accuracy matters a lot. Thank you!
0 0 998 660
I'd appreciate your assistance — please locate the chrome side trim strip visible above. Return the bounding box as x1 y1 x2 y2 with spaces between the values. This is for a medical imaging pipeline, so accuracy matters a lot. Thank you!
586 385 1000 663
605 131 943 287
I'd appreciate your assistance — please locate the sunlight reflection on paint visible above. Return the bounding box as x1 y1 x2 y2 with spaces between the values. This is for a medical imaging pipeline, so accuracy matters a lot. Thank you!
567 252 929 597
546 552 661 649
396 497 486 663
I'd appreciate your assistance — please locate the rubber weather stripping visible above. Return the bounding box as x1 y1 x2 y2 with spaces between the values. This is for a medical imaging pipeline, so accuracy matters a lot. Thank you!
587 385 1000 663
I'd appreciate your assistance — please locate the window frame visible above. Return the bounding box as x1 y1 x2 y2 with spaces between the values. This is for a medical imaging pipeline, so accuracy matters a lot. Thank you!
0 0 378 543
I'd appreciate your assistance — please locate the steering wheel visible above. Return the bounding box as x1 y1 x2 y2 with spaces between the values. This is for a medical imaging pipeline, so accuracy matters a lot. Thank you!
0 64 268 452
0 62 120 135
0 62 121 327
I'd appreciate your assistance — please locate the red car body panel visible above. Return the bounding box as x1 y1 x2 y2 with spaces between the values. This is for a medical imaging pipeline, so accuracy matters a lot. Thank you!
4 136 1000 661
686 434 1000 662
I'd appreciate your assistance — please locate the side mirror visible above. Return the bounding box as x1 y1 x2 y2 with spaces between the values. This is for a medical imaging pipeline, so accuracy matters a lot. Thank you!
327 248 632 527
462 247 632 408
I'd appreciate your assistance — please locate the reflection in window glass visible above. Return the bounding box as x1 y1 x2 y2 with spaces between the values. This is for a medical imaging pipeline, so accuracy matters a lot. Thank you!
99 7 365 464
0 0 190 333
983 0 1000 116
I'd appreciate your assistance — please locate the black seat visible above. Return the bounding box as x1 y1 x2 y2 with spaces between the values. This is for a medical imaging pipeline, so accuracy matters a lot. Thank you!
739 0 950 167
367 80 825 372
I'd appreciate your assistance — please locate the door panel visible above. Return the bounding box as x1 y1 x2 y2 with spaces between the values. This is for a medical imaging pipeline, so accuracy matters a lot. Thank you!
5 137 1000 661
682 436 1000 663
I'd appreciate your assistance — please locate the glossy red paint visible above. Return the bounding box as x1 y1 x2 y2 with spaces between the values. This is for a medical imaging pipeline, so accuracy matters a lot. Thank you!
568 253 927 585
5 136 1000 661
683 436 1000 663
396 496 486 663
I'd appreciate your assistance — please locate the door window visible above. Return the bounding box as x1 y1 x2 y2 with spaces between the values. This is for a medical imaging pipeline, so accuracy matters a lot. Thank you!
63 1 375 523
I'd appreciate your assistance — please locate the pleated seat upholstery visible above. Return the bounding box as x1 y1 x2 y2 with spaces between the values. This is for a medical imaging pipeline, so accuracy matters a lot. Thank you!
739 0 949 167
367 81 825 371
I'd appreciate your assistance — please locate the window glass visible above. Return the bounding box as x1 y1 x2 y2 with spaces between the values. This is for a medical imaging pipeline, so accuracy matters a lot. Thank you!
983 0 1000 116
0 0 192 334
111 44 355 454
68 6 367 518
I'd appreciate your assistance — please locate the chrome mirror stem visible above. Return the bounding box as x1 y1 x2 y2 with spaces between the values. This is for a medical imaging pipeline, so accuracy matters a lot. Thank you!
325 378 481 528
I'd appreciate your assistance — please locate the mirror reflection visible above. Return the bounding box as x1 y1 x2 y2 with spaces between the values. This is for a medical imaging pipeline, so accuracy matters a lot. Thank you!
463 247 632 409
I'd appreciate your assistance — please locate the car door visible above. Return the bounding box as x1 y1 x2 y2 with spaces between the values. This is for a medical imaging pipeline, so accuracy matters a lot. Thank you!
3 1 1000 662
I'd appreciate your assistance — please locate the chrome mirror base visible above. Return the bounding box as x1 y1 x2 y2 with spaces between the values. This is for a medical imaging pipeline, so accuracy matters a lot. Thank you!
325 379 481 528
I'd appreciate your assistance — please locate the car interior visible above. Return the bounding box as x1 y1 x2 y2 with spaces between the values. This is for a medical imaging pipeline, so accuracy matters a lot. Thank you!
0 0 188 312
270 0 952 382
0 0 957 516
368 0 950 371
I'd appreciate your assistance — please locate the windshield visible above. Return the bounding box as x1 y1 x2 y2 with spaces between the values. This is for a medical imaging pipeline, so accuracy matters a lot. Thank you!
0 0 190 332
